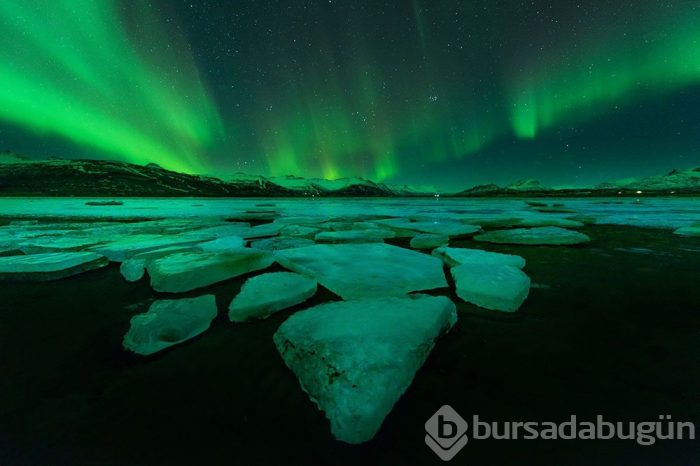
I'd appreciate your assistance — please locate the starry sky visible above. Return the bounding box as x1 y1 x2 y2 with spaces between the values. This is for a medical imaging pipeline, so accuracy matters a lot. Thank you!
1 0 699 190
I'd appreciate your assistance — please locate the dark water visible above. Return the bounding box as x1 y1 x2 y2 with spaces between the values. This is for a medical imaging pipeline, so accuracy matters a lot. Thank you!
1 224 699 465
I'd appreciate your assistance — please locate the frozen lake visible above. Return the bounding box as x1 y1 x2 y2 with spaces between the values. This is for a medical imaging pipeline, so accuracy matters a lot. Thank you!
0 196 699 229
1 195 699 464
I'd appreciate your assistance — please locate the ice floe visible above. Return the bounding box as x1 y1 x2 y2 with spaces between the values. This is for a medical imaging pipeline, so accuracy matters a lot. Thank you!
123 295 218 355
119 246 198 282
120 259 149 282
238 222 285 239
148 249 274 293
409 233 449 249
275 243 447 299
249 237 315 251
0 252 108 281
432 246 526 268
451 263 530 312
375 218 481 238
474 227 590 245
228 272 317 321
18 236 106 254
457 216 583 229
673 225 700 236
273 294 457 444
314 229 394 243
177 223 250 239
279 225 322 238
196 235 245 252
91 234 206 262
323 221 389 232
273 216 331 226
512 217 584 228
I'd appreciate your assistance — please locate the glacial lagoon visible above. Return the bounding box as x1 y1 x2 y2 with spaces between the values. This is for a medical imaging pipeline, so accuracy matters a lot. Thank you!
1 196 699 464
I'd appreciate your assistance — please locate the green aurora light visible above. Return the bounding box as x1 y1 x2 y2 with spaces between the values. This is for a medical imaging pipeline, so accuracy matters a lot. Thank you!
1 1 699 184
0 0 223 174
508 8 700 139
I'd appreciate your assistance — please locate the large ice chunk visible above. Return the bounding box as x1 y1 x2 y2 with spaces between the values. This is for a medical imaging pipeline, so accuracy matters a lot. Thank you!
120 259 149 283
673 225 700 236
119 246 198 282
228 272 317 321
323 221 388 232
433 246 525 269
273 294 457 444
515 217 584 228
250 237 315 251
375 218 480 238
238 222 285 239
458 216 583 229
409 234 449 250
0 252 108 281
123 295 218 355
148 249 274 293
273 216 331 226
474 227 590 245
18 236 106 254
314 229 394 243
279 225 322 238
275 243 447 299
196 235 245 252
177 224 251 240
457 217 526 228
91 234 204 262
451 264 530 312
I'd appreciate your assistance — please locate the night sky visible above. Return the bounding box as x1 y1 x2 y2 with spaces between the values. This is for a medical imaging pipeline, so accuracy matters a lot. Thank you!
1 0 699 189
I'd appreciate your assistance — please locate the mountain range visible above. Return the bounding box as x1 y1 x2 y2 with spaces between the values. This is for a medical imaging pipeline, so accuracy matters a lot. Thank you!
1 151 698 197
454 168 700 196
0 152 432 197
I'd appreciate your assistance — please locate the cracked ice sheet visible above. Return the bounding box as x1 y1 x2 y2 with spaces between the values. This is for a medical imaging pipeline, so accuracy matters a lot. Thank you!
0 198 697 229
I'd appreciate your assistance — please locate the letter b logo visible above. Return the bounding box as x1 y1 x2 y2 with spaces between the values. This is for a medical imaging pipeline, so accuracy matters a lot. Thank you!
425 405 468 461
438 415 458 439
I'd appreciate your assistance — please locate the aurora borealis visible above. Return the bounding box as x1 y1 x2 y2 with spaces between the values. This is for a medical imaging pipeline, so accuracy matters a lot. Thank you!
0 0 222 174
1 0 699 188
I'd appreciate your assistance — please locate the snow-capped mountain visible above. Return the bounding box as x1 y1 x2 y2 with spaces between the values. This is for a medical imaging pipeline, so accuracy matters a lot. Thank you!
268 175 436 196
506 179 550 191
455 179 551 196
595 167 700 192
0 154 434 197
0 156 293 197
